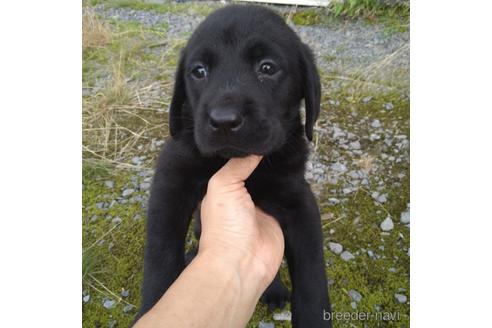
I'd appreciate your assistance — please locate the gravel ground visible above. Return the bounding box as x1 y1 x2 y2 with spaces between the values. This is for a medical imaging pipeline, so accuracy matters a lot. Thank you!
95 4 409 73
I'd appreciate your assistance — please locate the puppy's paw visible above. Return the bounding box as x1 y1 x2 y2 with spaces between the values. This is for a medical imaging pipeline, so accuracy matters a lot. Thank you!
260 281 290 311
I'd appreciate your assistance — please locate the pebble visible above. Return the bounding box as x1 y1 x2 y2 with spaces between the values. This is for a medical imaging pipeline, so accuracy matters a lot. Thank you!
384 102 394 110
108 320 117 328
328 198 340 205
112 217 122 225
102 299 116 309
122 189 134 197
273 310 292 321
333 126 346 139
372 192 388 203
331 162 347 173
367 250 375 258
351 301 357 309
400 210 410 224
370 133 380 141
83 294 90 303
340 251 355 261
104 180 114 189
362 96 373 103
121 290 130 298
328 242 343 255
380 216 394 231
348 289 362 302
349 141 361 150
394 293 407 303
259 321 275 328
371 119 382 128
140 182 151 191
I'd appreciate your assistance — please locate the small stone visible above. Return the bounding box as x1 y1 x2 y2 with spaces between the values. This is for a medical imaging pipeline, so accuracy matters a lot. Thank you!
380 216 394 231
123 304 135 313
340 251 355 261
348 289 362 303
370 133 381 141
333 126 346 139
343 187 356 194
400 210 410 224
351 301 357 309
273 310 292 321
112 217 122 225
367 250 375 258
121 290 130 298
259 321 275 328
394 293 407 304
90 215 97 223
122 189 134 197
384 102 394 110
349 141 361 150
328 198 340 205
104 180 114 189
371 119 382 128
140 182 151 191
321 213 334 221
329 99 340 106
83 294 90 303
376 193 388 203
331 162 347 173
362 96 372 103
102 299 116 309
133 214 142 221
96 202 105 209
328 242 343 255
388 267 397 273
108 320 117 328
131 157 142 165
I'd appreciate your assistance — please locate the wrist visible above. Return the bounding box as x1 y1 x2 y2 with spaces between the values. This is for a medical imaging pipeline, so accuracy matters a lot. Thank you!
194 248 269 300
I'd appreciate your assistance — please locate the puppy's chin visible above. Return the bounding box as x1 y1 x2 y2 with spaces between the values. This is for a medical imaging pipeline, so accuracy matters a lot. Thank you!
213 148 253 159
195 139 278 159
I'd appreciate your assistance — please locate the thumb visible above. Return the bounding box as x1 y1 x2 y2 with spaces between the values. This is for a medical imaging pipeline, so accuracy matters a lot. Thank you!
212 155 262 185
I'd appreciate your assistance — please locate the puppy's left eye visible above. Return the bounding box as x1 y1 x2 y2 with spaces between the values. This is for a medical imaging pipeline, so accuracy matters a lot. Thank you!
258 61 278 76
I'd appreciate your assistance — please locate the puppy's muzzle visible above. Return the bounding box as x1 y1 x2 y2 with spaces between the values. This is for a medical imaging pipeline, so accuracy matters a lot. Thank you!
208 107 244 133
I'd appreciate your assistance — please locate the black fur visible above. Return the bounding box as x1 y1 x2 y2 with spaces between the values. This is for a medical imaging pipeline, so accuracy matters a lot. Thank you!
138 5 331 327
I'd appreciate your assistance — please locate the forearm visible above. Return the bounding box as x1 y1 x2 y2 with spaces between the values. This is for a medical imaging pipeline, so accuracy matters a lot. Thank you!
134 250 268 328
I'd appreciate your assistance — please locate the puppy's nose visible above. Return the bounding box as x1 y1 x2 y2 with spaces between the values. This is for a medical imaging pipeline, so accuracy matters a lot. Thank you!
209 108 243 132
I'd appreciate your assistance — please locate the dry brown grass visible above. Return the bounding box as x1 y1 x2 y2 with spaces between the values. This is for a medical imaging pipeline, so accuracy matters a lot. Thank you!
322 43 410 96
83 51 168 167
83 9 111 50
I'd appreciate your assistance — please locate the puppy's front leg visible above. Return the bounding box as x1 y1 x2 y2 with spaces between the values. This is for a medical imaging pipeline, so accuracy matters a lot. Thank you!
137 142 206 319
260 182 331 328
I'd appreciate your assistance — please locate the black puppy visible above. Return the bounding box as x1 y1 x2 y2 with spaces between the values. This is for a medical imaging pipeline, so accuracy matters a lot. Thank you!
138 5 331 327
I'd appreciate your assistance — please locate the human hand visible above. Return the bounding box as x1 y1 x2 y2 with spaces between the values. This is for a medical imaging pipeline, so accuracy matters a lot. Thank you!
199 155 285 289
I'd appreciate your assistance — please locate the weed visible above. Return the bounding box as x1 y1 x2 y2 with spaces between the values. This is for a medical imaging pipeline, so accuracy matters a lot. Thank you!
83 9 112 50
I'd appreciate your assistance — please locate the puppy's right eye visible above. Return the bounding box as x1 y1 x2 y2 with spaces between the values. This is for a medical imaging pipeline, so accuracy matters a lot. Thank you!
191 66 208 79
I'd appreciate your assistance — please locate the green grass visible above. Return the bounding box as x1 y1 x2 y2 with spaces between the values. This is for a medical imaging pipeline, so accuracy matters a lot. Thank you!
288 0 409 33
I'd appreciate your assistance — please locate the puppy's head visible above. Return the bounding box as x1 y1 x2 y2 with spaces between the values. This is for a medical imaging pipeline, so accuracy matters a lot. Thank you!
169 5 320 158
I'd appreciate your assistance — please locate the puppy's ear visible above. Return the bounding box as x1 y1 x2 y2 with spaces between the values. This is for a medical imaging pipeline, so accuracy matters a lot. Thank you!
169 51 187 137
299 43 321 141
